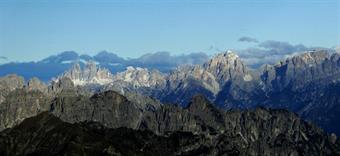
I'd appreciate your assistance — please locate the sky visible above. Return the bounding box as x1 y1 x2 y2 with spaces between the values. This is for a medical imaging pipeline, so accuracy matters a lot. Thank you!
0 0 339 62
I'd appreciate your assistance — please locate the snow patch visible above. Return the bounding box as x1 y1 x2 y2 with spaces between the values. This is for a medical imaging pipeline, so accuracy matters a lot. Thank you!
243 74 253 81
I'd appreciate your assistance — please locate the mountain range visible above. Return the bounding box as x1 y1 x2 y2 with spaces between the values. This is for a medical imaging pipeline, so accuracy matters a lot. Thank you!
0 49 340 155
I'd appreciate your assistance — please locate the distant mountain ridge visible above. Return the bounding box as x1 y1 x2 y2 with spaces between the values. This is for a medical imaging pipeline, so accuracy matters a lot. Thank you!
0 51 209 81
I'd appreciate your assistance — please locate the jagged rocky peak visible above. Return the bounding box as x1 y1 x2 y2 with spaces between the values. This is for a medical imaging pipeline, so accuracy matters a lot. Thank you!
62 60 113 86
203 50 253 85
261 50 340 91
26 77 47 92
204 50 241 69
280 50 330 66
49 77 75 93
112 66 166 88
0 74 25 104
0 74 25 91
167 65 220 94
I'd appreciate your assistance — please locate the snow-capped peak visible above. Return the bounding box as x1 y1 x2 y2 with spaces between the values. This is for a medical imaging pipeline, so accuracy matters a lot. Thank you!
58 61 113 86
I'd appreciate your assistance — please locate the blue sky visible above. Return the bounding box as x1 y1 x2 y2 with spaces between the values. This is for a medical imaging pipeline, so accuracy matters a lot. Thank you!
0 0 339 62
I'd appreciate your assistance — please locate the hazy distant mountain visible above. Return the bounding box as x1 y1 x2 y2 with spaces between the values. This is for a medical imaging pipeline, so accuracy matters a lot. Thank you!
0 51 208 82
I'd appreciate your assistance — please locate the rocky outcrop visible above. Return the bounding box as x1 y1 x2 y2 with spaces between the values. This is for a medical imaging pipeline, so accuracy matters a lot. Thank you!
26 77 48 93
50 90 142 129
0 74 25 104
